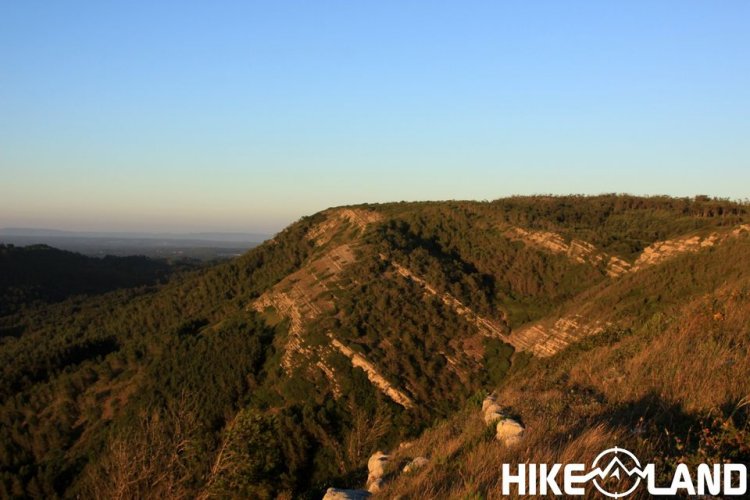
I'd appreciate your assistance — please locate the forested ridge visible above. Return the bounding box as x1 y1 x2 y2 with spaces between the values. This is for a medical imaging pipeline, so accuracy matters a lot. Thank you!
1 194 748 498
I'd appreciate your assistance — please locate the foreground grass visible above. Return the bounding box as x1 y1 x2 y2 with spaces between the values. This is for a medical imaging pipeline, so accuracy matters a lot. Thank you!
381 277 750 499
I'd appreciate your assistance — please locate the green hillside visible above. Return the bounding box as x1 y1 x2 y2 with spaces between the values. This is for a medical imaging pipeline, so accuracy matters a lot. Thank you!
0 195 748 499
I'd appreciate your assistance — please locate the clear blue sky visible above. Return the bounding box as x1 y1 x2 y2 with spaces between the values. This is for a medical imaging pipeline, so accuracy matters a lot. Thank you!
1 1 748 233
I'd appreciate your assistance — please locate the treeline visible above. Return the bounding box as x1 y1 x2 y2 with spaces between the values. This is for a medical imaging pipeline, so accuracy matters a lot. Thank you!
372 194 747 257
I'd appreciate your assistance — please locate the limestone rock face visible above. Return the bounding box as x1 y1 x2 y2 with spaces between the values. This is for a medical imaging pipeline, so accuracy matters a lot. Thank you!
606 256 631 277
330 336 414 409
322 487 371 500
507 315 605 358
402 456 429 473
495 418 525 446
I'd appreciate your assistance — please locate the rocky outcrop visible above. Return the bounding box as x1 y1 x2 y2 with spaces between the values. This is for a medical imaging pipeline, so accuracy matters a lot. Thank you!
504 224 750 279
482 396 525 445
383 224 748 362
329 335 414 409
322 488 371 500
496 418 525 446
630 224 750 272
253 291 315 372
366 451 390 493
384 256 509 340
322 451 393 497
383 255 619 359
505 227 570 255
632 224 750 271
251 244 357 373
606 256 631 277
402 456 428 474
509 315 604 357
307 208 383 246
504 226 626 276
633 234 718 270
482 395 506 424
503 225 750 358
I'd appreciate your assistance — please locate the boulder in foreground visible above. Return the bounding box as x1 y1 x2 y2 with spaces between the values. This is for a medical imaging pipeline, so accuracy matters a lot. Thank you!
496 418 525 446
322 487 371 500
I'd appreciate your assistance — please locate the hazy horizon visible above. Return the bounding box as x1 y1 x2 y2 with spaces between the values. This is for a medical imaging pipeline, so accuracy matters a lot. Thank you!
2 1 749 233
1 192 748 236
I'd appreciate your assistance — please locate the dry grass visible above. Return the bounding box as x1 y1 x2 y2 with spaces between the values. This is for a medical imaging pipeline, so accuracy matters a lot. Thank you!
377 280 750 499
569 282 750 413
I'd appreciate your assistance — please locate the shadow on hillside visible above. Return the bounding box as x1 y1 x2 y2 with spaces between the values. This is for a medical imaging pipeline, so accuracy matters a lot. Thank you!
540 386 750 477
601 392 702 437
549 390 706 460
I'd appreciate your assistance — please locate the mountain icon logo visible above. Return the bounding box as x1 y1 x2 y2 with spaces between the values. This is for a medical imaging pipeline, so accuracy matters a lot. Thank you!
589 447 645 498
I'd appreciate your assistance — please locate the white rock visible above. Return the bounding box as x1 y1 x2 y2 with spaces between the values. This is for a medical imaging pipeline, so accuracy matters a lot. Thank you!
484 402 503 415
366 477 384 493
367 451 390 479
365 451 390 491
402 456 429 473
484 412 505 425
481 395 496 412
484 405 505 425
496 418 524 446
322 487 371 500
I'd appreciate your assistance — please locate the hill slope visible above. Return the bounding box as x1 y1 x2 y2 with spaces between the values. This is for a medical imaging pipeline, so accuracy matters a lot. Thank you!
0 195 748 499
379 236 750 498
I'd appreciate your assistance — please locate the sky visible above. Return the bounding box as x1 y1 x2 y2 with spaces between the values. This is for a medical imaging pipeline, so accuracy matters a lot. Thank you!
1 1 749 233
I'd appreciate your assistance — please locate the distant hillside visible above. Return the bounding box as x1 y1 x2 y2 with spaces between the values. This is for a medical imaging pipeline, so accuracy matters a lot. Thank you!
0 228 270 243
0 244 198 318
0 229 269 260
0 195 748 499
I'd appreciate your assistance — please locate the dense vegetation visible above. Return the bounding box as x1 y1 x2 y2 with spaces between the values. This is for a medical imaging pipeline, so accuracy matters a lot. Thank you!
0 244 196 317
0 195 747 498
